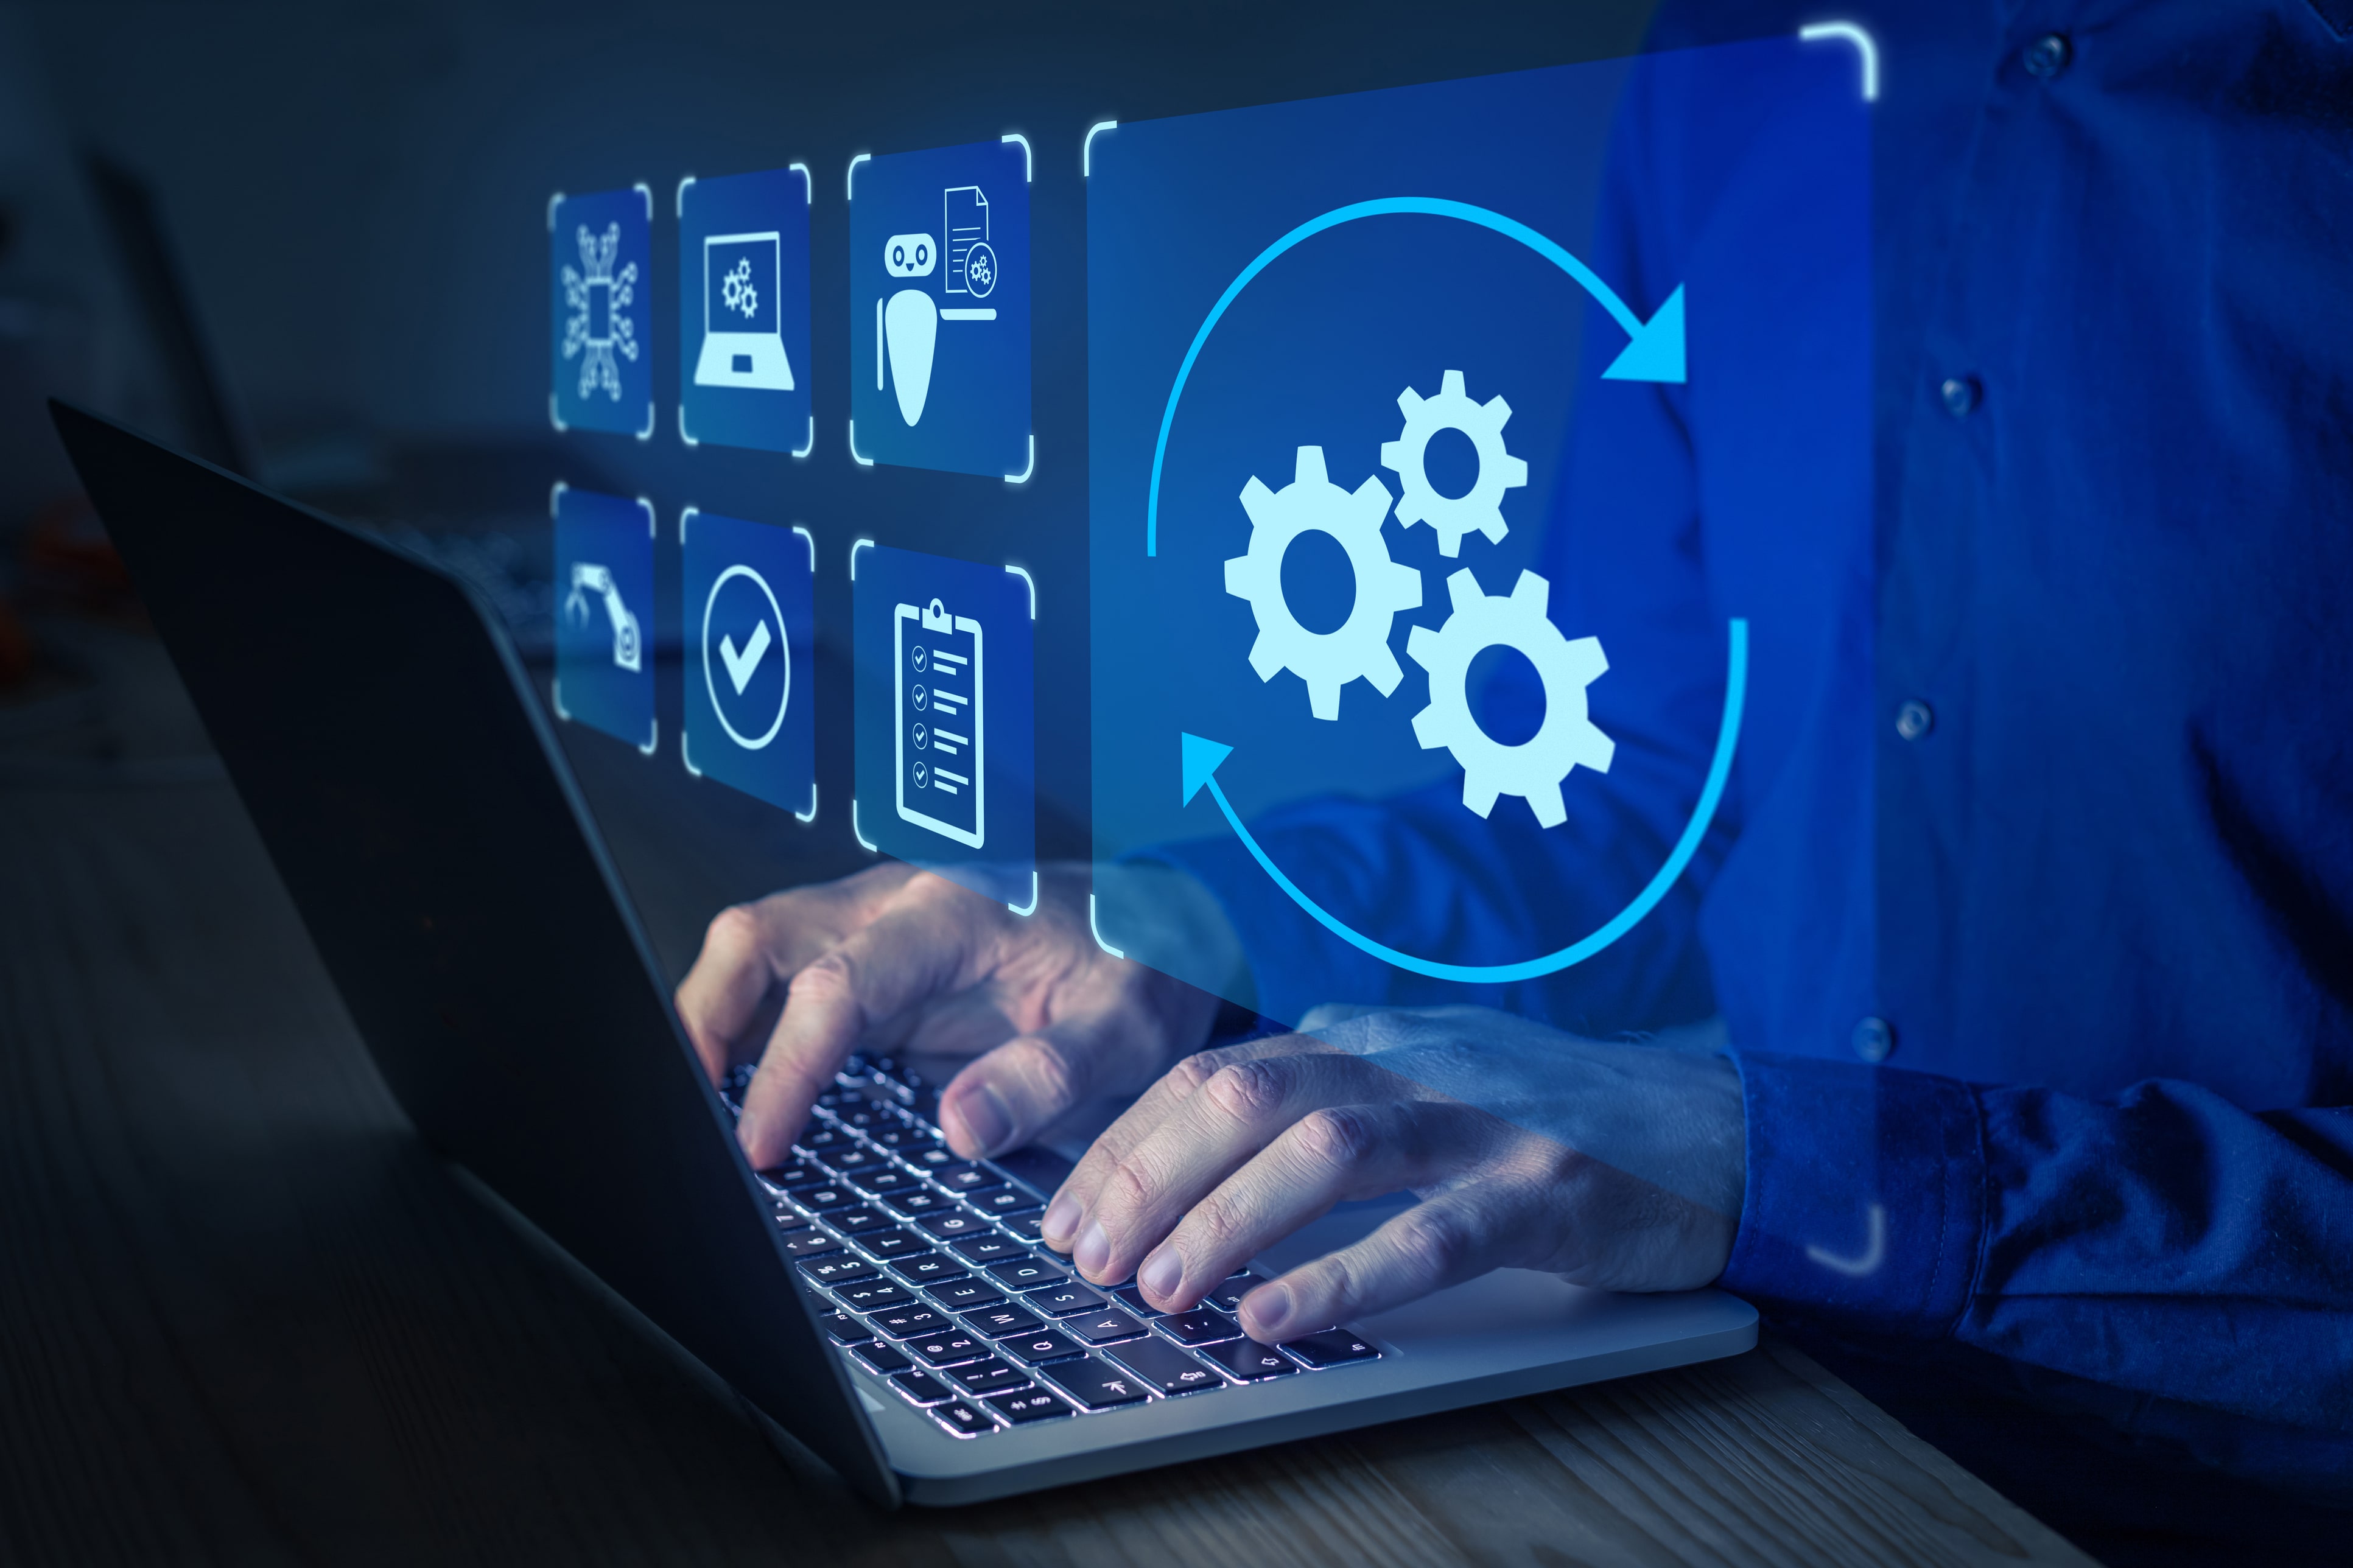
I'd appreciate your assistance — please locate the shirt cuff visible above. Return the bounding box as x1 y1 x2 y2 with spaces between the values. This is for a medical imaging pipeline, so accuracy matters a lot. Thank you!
1719 1050 1987 1340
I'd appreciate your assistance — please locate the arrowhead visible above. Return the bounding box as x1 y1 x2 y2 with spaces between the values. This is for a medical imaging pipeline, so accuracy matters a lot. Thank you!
1601 284 1685 384
1181 732 1233 806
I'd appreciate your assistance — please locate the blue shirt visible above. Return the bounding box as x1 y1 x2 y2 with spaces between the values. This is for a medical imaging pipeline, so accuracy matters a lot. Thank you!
1157 0 2353 1527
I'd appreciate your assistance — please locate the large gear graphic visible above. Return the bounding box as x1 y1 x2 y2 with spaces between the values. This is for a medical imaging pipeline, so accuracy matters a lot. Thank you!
1226 446 1423 721
1380 369 1527 557
1407 567 1613 827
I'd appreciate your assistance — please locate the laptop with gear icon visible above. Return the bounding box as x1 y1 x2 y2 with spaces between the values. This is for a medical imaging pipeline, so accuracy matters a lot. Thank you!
693 231 795 391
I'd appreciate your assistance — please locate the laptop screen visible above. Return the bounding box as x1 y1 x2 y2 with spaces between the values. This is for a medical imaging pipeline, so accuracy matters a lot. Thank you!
704 234 780 337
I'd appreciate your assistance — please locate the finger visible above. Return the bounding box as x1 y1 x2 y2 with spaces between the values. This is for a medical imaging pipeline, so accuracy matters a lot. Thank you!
1238 1185 1531 1343
1064 1051 1398 1288
735 879 1001 1167
937 1003 1155 1160
1134 1100 1487 1311
674 904 785 1083
1041 1033 1330 1248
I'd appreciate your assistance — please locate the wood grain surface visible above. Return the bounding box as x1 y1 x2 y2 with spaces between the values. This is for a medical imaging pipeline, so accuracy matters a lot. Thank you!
0 627 2096 1566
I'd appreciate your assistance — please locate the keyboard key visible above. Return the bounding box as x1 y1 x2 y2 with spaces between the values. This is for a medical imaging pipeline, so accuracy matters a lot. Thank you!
905 1331 989 1368
769 1204 811 1233
999 1211 1048 1244
817 1311 873 1346
799 1127 849 1152
779 1230 843 1259
917 1211 991 1241
1280 1328 1382 1368
928 1400 995 1438
905 1144 958 1170
986 1256 1068 1292
952 1357 1033 1398
853 1167 917 1198
852 1341 911 1375
883 1189 953 1219
891 1253 965 1288
793 1185 860 1214
1065 1309 1149 1346
1194 1337 1299 1383
1001 1329 1088 1367
1023 1283 1106 1319
871 1306 952 1341
1159 1307 1243 1346
1203 1273 1265 1314
973 1188 1040 1217
1109 1335 1226 1396
833 1279 915 1314
935 1163 1007 1195
828 1146 885 1177
949 1235 1028 1267
834 1107 886 1133
831 1206 893 1235
1109 1283 1168 1318
963 1305 1045 1340
889 1369 955 1407
930 1279 1008 1312
869 1125 932 1152
987 1387 1073 1425
755 1160 819 1195
859 1228 927 1261
798 1255 879 1289
1041 1357 1154 1410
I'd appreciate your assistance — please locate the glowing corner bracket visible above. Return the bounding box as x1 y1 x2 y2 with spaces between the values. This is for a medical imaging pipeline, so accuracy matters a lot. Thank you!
682 730 703 777
1000 133 1033 182
846 152 870 201
1182 618 1748 982
635 495 656 537
678 403 698 447
633 182 653 220
551 678 570 721
796 783 819 826
636 401 656 442
849 419 874 466
1007 872 1039 918
1005 433 1036 486
549 480 570 519
1003 562 1036 619
793 416 815 460
679 504 700 544
546 191 566 231
849 537 874 581
852 798 878 853
548 394 567 433
639 718 659 757
675 174 695 217
793 523 816 574
1088 892 1125 958
1799 21 1879 100
789 162 812 203
1805 1202 1888 1276
1082 121 1117 177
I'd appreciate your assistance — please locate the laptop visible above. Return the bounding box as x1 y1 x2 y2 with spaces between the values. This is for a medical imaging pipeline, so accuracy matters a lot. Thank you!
51 403 1756 1508
692 232 796 391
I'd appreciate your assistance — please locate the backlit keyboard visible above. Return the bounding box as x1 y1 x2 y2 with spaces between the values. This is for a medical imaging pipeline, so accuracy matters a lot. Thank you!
721 1053 1384 1440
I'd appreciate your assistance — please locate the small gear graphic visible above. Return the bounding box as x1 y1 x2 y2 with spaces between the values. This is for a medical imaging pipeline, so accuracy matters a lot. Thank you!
1407 568 1613 827
1226 446 1424 721
1380 369 1527 557
721 256 757 318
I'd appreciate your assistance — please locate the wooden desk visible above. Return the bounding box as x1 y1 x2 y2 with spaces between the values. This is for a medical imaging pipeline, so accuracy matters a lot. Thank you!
0 628 2092 1566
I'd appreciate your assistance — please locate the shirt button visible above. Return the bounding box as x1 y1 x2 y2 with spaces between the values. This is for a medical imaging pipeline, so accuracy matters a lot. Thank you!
2023 33 2073 79
1895 699 1934 740
1853 1017 1895 1063
1940 375 1982 418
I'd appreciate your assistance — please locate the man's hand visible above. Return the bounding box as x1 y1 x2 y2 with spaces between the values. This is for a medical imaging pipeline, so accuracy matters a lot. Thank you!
1039 1005 1745 1345
675 864 1221 1169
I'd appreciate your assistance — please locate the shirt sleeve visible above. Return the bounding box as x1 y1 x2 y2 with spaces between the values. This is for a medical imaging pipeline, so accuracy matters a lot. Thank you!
1723 1050 2353 1444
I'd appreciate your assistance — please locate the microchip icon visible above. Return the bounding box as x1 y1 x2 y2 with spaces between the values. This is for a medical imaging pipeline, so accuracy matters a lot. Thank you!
885 233 936 278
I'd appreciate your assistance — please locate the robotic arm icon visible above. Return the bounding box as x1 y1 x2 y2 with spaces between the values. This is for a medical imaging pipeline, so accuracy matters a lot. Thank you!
563 562 642 673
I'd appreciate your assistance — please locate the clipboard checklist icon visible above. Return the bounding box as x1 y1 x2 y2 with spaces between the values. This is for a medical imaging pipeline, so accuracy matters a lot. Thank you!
896 597 985 847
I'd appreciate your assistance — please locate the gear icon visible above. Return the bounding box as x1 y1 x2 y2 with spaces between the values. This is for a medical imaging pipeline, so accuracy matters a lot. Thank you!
1226 446 1423 721
1380 369 1527 558
1407 568 1612 827
721 256 757 318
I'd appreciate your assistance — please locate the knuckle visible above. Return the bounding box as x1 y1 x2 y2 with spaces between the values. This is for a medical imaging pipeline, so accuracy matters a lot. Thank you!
1296 1105 1381 1172
786 951 857 1009
1103 1156 1160 1218
1168 1049 1228 1096
1390 1205 1473 1285
1006 1034 1084 1108
1204 1059 1288 1123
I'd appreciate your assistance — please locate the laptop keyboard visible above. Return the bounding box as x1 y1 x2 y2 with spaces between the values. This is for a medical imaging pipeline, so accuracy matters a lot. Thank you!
721 1054 1384 1441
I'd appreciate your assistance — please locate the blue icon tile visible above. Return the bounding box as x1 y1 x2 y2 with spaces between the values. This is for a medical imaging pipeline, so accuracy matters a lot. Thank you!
678 167 814 454
682 509 816 816
553 485 656 750
550 185 654 438
849 140 1031 479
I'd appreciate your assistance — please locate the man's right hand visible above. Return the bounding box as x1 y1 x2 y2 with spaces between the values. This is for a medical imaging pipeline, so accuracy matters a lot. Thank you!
674 863 1224 1170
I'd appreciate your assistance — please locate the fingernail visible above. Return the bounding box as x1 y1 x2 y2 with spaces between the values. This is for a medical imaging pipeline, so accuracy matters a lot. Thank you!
1042 1194 1081 1245
735 1107 764 1157
1074 1220 1110 1278
1138 1248 1184 1304
952 1083 1013 1157
1242 1282 1293 1339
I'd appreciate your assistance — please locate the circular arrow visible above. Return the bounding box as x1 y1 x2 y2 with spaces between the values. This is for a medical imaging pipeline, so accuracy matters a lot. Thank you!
1145 195 1686 556
1182 618 1745 984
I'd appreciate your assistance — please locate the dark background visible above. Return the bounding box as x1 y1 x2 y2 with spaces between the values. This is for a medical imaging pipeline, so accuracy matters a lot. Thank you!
0 0 1663 974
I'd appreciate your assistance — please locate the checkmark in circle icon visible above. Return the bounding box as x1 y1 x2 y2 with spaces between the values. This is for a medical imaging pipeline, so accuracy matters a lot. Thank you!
718 620 772 695
701 564 789 752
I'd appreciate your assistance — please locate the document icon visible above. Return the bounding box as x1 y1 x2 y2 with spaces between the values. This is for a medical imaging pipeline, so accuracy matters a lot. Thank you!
896 597 984 846
944 186 997 299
